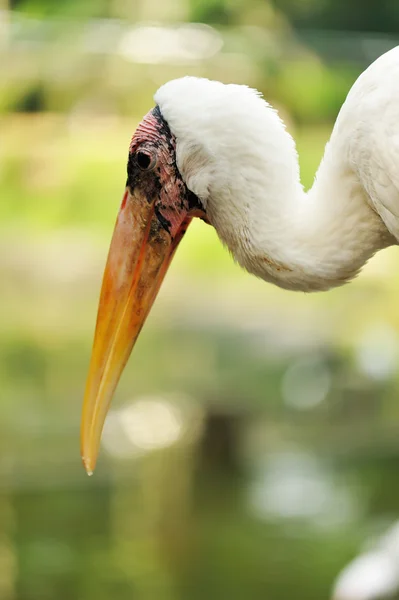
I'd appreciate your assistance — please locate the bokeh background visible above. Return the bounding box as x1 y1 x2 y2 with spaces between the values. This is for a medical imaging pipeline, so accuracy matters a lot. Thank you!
2 1 399 598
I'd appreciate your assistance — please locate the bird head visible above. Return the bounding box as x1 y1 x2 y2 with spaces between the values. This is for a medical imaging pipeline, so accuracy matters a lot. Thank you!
81 77 294 473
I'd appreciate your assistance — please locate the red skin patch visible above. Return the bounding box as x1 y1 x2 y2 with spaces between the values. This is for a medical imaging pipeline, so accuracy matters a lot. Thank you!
129 112 163 153
128 109 208 237
120 189 128 211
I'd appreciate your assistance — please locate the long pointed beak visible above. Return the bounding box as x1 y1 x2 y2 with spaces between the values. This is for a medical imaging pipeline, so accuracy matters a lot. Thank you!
81 187 190 474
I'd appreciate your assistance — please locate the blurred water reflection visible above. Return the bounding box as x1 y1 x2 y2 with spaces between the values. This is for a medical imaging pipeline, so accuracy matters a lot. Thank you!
118 23 223 64
282 357 331 410
355 323 399 381
103 395 204 459
248 451 359 528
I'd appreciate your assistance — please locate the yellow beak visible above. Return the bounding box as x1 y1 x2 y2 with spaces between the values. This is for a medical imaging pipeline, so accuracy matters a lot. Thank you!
80 187 191 474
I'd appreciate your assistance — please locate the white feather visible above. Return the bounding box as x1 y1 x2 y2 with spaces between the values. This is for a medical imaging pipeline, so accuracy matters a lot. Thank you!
332 552 399 600
332 521 399 600
154 48 399 292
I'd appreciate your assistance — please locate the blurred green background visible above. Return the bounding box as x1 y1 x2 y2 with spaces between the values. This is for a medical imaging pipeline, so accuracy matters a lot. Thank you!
2 1 399 598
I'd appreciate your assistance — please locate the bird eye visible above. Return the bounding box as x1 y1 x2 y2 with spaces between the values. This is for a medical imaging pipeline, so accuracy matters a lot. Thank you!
136 151 156 171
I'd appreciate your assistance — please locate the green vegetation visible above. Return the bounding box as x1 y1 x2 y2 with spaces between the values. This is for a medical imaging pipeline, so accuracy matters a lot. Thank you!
2 1 399 599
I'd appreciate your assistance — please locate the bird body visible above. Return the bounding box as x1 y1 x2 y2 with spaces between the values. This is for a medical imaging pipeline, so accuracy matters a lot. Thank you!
155 47 399 292
332 551 399 600
333 521 399 599
81 46 399 473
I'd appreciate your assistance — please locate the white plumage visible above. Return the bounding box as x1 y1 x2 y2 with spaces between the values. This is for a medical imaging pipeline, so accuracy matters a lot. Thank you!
155 47 399 292
332 522 399 600
332 552 399 600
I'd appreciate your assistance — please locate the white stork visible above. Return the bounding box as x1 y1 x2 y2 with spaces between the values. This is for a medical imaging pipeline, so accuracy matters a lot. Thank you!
81 46 399 474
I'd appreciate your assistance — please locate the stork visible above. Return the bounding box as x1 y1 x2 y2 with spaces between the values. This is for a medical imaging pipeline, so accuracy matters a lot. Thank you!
81 46 399 474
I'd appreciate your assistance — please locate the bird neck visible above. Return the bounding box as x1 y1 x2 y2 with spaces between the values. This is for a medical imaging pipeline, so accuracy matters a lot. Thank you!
221 124 394 293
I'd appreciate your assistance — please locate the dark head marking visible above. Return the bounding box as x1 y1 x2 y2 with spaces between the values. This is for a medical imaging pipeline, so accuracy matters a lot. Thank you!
127 105 206 234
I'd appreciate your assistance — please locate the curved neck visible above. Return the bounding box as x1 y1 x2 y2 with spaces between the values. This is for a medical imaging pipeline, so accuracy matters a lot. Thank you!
229 127 394 292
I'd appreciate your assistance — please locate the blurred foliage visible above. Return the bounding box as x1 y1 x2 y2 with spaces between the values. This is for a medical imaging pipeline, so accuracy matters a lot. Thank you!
273 0 399 34
10 0 111 18
11 0 399 33
4 0 397 124
2 0 399 599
